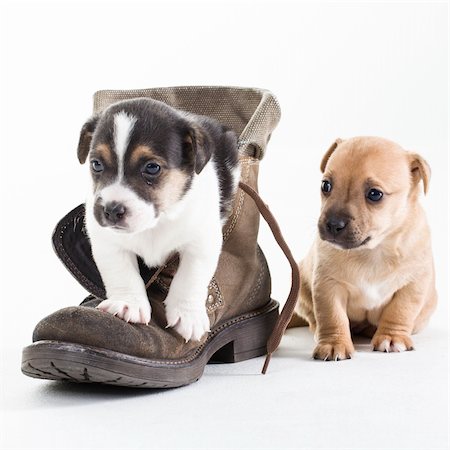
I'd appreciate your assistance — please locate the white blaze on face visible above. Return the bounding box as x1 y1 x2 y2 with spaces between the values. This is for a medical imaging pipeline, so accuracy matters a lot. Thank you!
113 111 137 180
94 111 158 233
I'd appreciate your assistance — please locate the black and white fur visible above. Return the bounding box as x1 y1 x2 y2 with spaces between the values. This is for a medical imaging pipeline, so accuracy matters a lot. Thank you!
77 98 240 342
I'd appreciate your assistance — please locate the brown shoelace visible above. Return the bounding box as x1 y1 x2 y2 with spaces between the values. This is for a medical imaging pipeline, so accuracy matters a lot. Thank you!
145 254 178 290
145 181 300 374
238 182 300 373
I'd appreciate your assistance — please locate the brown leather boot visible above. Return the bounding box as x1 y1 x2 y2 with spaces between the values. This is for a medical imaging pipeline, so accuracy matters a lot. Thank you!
21 86 298 388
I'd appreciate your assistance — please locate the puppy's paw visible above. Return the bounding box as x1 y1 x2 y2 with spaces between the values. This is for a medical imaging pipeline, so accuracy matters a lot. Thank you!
313 340 355 361
371 333 414 353
97 297 151 325
165 303 210 342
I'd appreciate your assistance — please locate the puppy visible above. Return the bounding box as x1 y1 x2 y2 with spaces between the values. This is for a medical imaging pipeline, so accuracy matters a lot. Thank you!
77 98 240 342
291 137 437 360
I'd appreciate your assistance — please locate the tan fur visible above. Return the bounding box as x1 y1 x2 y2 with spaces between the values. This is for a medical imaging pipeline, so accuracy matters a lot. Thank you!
154 169 190 211
129 145 158 166
293 136 437 360
92 144 113 165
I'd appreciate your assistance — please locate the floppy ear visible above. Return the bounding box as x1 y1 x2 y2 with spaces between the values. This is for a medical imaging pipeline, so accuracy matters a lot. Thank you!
320 138 343 173
409 153 431 194
184 125 212 174
77 115 99 164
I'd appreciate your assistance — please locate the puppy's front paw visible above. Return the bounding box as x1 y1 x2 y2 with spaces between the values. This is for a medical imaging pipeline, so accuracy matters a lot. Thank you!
313 340 355 361
371 333 414 352
97 297 151 325
165 303 210 342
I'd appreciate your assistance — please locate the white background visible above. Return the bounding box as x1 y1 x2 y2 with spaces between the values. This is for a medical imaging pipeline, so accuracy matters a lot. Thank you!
0 1 448 449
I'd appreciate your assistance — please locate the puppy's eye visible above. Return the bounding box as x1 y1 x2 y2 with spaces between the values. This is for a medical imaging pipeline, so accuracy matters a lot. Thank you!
144 162 161 176
91 160 104 173
367 189 383 202
321 180 332 194
142 162 162 184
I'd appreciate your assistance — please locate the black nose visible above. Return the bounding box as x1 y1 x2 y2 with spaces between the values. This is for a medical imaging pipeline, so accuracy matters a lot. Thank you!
103 202 126 224
326 217 348 236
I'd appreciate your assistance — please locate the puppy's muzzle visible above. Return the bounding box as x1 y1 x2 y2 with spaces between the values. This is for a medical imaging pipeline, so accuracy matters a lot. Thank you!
319 213 350 244
103 202 127 225
319 212 370 249
326 216 348 237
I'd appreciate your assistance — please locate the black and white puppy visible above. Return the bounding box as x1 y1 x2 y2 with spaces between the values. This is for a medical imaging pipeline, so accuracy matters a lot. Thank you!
77 98 240 342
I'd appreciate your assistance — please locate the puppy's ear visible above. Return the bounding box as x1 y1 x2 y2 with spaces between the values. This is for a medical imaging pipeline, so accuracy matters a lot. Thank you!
320 138 343 173
184 125 212 174
77 115 99 164
409 153 431 194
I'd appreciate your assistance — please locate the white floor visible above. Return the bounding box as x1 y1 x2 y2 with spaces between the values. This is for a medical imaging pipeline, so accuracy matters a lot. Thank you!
1 319 448 450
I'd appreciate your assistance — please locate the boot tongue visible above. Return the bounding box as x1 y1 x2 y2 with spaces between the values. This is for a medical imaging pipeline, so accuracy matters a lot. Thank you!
52 204 155 299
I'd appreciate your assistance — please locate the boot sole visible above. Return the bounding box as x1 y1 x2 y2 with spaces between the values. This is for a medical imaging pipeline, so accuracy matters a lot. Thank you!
21 300 278 388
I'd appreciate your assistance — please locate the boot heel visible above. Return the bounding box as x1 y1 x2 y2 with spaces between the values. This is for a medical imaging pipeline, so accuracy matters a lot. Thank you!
210 304 279 363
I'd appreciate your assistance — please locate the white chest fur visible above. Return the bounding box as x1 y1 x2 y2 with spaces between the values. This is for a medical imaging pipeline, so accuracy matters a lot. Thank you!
357 280 393 310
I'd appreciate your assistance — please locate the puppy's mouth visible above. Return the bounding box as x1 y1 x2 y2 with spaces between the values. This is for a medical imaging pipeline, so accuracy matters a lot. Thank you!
358 236 371 247
107 224 130 233
100 217 161 234
324 236 371 250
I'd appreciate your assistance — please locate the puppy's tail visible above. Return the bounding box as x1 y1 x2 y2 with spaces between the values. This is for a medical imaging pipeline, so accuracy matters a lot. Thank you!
287 312 309 328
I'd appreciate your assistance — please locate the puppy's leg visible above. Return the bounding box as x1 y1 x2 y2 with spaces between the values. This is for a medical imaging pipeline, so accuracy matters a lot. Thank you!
413 276 437 334
289 261 316 330
164 236 221 342
312 282 354 361
93 241 151 324
371 277 430 352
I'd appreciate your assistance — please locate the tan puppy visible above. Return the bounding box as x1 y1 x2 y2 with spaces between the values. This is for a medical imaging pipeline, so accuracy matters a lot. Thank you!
291 136 437 360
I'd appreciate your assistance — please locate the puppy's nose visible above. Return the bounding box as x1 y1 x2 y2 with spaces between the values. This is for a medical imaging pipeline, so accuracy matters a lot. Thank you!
326 217 348 236
103 202 126 224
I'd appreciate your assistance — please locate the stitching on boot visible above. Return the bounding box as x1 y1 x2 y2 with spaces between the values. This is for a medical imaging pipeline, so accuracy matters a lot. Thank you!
223 158 253 241
206 277 224 312
137 301 276 365
57 212 105 298
154 303 275 364
246 248 265 305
